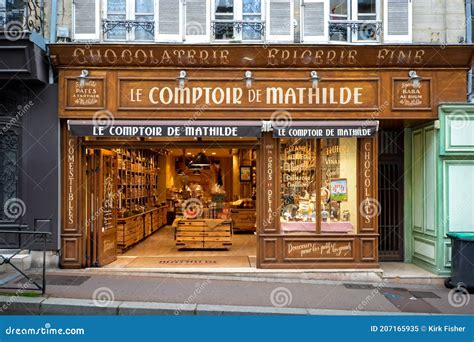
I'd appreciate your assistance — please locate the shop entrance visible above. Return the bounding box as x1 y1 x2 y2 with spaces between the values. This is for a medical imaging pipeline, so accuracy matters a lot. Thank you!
83 141 258 269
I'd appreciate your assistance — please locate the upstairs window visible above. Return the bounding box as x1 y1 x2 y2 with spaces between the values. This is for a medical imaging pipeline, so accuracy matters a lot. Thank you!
104 0 154 41
213 0 264 41
302 0 412 44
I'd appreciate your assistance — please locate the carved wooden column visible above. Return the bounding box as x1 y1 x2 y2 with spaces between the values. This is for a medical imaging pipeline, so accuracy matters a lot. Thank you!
357 136 379 263
60 123 83 268
257 132 280 266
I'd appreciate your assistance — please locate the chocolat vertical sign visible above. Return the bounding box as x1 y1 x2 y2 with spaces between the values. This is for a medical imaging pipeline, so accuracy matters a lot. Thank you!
358 138 377 233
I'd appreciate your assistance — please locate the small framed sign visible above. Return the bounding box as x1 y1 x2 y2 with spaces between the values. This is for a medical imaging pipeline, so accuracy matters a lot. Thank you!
240 166 252 182
330 178 348 202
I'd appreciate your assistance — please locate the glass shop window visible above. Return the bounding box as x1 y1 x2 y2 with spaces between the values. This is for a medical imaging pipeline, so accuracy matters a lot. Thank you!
280 137 358 235
280 139 317 233
320 138 357 234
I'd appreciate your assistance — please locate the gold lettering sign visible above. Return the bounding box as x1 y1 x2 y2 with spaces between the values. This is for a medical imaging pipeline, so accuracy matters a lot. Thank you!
119 79 379 111
393 78 432 110
66 78 105 109
284 240 354 259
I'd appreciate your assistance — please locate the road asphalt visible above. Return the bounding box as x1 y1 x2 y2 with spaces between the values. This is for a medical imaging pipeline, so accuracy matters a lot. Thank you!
0 271 472 315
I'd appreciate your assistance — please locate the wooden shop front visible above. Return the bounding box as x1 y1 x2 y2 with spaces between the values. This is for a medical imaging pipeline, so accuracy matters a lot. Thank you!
50 44 472 269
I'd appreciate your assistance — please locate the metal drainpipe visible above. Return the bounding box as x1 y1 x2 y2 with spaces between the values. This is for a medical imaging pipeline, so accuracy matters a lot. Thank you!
466 0 473 103
48 0 58 84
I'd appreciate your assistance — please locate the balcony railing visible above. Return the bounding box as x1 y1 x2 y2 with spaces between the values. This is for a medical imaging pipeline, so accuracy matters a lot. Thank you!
329 20 382 42
211 20 265 41
0 0 44 38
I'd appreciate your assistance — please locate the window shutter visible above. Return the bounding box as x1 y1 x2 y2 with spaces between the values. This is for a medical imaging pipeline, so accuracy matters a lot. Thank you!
184 0 210 42
73 0 100 40
266 0 294 42
301 0 328 42
157 0 182 41
384 0 412 43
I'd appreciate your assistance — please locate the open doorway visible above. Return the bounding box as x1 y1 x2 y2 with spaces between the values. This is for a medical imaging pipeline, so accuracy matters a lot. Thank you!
83 141 258 269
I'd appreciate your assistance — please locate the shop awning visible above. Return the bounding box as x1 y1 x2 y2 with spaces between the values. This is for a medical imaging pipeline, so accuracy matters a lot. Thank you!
67 120 263 138
272 120 379 138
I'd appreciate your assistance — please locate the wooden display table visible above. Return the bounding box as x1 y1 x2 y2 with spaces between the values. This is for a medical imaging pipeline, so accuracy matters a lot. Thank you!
230 208 256 232
174 218 232 250
117 205 167 252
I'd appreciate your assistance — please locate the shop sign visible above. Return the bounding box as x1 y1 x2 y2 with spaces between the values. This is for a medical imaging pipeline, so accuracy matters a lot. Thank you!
273 125 377 138
393 79 432 110
285 241 353 259
119 79 379 111
66 78 105 109
68 121 262 138
66 138 76 226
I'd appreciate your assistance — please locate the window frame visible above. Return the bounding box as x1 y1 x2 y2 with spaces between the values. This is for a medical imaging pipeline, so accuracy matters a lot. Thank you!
103 0 155 42
212 0 266 42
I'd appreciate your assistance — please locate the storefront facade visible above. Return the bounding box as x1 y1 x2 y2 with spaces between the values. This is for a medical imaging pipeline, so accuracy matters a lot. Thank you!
49 44 472 269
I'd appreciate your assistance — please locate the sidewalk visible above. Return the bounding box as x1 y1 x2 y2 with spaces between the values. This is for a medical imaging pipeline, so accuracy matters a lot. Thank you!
0 268 472 315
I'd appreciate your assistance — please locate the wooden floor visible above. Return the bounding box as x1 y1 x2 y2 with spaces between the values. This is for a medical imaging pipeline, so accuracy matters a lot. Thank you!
106 225 257 269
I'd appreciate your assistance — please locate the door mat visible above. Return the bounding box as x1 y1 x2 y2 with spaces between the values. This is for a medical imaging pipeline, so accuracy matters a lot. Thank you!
382 287 440 313
108 256 251 268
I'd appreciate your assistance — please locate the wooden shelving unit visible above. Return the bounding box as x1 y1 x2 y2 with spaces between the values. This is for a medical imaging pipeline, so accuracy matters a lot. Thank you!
115 148 167 252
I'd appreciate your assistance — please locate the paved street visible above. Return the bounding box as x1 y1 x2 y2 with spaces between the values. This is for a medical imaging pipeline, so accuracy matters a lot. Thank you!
1 271 472 315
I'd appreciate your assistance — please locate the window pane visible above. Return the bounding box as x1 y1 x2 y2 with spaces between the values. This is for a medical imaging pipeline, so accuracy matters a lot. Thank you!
243 14 262 40
216 0 234 13
280 139 317 234
135 0 153 13
0 132 19 222
107 14 126 40
135 15 154 40
108 0 126 13
358 0 376 14
243 0 261 13
330 0 348 17
320 138 357 235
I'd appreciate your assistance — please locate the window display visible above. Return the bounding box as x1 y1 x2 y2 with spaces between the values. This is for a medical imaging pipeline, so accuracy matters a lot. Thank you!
280 137 357 234
320 138 357 234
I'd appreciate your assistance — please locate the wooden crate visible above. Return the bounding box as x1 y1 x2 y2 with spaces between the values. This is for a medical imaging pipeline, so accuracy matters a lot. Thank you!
230 209 256 232
175 219 232 249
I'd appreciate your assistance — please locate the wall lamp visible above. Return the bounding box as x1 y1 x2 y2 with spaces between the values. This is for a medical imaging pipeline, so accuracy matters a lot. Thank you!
78 69 89 88
310 71 320 89
244 71 254 89
177 70 187 89
408 70 422 89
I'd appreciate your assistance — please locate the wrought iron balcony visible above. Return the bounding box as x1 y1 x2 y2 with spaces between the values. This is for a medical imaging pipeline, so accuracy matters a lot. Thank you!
102 19 155 36
329 20 382 42
0 0 44 38
211 20 265 41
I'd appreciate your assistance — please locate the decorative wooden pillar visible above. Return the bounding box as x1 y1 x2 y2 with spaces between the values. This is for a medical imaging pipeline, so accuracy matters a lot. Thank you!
357 136 379 263
257 132 280 266
60 123 83 268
